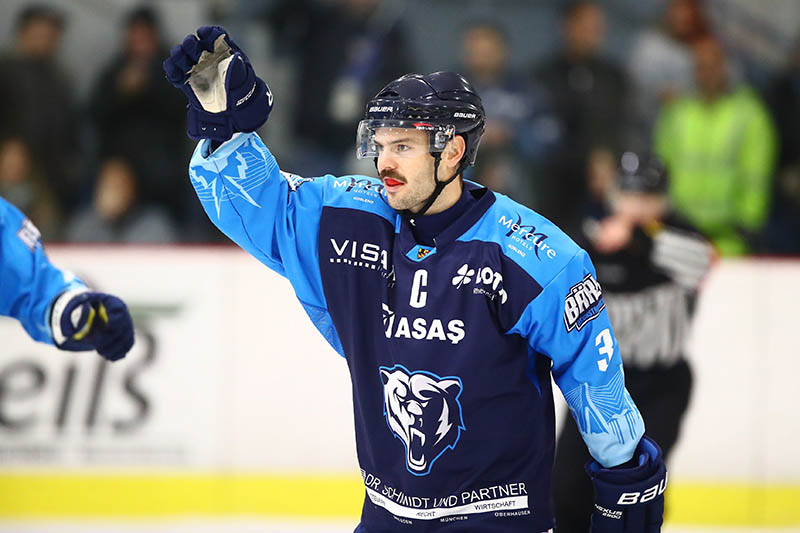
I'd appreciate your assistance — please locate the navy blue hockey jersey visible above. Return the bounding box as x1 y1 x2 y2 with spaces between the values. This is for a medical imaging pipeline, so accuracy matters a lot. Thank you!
188 133 645 532
0 196 85 343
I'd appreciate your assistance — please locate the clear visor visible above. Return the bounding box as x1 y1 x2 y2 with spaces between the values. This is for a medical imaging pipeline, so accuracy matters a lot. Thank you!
356 119 456 159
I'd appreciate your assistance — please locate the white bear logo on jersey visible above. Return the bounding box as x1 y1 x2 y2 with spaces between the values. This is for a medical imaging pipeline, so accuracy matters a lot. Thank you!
379 365 465 476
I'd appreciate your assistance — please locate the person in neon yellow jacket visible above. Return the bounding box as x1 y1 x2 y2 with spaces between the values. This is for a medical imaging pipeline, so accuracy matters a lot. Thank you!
654 36 776 255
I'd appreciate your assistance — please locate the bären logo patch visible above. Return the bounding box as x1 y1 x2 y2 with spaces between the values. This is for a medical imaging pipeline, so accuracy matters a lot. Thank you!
564 273 605 332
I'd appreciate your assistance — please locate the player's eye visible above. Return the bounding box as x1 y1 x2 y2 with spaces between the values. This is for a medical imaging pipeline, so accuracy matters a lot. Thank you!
395 144 410 153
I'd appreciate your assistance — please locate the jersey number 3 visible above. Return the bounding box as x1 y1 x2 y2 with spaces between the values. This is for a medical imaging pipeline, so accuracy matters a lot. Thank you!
595 328 614 372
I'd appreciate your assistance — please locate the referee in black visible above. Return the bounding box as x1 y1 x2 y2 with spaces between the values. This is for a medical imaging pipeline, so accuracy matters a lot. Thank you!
552 152 715 532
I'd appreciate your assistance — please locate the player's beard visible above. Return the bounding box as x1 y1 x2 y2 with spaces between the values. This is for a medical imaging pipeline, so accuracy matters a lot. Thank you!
380 169 435 213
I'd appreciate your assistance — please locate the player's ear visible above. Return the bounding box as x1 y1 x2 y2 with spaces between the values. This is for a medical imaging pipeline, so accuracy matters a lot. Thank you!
443 135 466 168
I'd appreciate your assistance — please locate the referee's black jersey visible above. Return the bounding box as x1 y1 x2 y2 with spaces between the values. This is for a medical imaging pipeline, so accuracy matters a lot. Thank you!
579 210 714 369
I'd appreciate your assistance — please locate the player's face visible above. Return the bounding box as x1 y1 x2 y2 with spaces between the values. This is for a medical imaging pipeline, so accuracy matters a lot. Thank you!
613 191 668 224
374 128 438 213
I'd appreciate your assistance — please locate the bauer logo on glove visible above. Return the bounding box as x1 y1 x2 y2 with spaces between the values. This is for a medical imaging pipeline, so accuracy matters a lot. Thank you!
586 435 667 532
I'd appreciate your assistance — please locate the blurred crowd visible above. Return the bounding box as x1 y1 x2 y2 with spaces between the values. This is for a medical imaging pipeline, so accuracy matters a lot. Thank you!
0 0 798 254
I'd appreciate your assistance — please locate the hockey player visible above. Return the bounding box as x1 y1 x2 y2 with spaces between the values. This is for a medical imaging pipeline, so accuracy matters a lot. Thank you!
164 26 667 532
553 153 714 532
0 196 134 361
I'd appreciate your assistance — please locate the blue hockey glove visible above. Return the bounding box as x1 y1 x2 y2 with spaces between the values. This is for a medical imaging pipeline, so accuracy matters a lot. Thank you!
163 25 273 141
50 290 134 362
586 435 667 532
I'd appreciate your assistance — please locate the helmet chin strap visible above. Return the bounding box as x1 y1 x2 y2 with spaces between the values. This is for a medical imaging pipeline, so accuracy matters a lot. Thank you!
403 153 461 218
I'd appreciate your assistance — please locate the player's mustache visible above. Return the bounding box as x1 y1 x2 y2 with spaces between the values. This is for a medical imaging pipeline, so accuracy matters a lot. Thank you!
379 169 406 183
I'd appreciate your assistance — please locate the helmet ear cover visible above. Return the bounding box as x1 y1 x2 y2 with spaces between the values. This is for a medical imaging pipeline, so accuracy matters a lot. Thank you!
434 130 450 151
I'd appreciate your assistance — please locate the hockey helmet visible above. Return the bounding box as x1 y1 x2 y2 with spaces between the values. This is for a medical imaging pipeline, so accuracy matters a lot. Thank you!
356 71 486 172
617 152 669 194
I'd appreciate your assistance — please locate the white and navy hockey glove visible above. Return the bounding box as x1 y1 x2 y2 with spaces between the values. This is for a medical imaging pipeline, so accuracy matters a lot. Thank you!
50 290 134 362
163 25 273 142
586 435 667 532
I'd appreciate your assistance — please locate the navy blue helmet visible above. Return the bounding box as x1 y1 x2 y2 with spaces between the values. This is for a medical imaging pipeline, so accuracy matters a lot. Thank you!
357 71 486 172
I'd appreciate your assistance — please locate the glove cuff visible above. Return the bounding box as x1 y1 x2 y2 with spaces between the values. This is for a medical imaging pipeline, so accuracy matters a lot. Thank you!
587 436 668 508
187 106 236 142
50 288 89 345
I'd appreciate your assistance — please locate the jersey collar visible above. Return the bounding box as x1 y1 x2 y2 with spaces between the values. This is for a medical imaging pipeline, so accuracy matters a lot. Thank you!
396 181 495 254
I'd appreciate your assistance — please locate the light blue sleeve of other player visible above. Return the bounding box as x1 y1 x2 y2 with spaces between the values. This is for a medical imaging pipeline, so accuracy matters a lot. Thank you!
509 249 645 467
188 132 346 356
0 197 86 344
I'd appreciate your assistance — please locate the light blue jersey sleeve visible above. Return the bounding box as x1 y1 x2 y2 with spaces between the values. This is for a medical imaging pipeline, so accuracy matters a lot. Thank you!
0 197 86 344
188 132 345 355
510 249 645 467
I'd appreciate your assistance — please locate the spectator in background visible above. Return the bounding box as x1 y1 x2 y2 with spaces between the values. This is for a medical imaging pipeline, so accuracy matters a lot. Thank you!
0 137 61 239
267 0 412 177
67 157 176 243
0 4 80 214
627 0 710 149
655 36 776 255
460 22 561 207
88 5 189 228
764 38 800 253
534 1 629 235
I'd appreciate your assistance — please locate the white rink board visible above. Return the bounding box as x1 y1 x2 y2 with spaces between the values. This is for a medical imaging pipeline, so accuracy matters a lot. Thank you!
673 259 800 481
0 247 798 482
0 246 354 472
